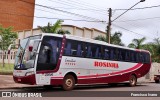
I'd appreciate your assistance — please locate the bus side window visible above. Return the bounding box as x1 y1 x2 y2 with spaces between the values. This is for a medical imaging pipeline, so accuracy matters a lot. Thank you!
136 53 140 63
47 39 58 63
110 48 114 60
140 53 144 63
38 45 48 63
125 51 129 61
118 51 123 61
76 44 82 57
145 53 150 63
131 52 135 62
147 53 150 63
82 43 86 57
94 45 101 59
64 42 72 56
86 45 92 58
70 40 77 56
104 47 109 59
115 49 119 60
95 47 99 58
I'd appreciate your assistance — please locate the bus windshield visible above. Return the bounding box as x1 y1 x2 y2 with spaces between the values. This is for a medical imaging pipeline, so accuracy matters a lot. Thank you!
14 35 41 70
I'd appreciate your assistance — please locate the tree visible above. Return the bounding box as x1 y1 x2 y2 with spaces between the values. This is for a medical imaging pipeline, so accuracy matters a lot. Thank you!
128 37 146 49
0 25 18 67
148 38 160 62
127 37 160 62
38 20 71 34
94 32 124 46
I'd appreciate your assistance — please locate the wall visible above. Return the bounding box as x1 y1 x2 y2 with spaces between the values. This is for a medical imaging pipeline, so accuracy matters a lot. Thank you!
0 0 35 31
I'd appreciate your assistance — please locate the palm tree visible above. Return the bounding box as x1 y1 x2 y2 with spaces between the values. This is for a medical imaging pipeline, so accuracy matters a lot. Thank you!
38 20 70 34
150 38 160 62
128 37 146 49
94 32 124 46
110 32 124 46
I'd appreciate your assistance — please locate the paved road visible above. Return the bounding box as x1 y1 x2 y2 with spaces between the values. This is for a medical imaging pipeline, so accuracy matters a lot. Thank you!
0 75 159 99
0 82 160 100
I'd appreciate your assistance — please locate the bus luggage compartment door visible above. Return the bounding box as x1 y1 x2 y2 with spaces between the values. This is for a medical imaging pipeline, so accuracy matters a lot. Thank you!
36 74 51 85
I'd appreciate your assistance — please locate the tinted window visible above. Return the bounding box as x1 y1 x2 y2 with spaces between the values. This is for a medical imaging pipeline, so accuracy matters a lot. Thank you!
102 46 109 60
64 40 84 57
63 39 151 64
37 36 62 71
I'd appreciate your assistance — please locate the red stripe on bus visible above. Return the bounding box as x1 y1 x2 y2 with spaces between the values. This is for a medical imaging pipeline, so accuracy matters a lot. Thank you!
51 63 142 79
78 63 142 78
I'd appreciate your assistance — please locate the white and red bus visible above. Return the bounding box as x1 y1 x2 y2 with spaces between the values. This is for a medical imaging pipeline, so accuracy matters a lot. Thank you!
11 33 151 90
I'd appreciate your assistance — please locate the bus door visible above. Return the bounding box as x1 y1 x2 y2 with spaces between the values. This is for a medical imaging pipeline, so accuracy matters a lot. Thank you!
35 36 62 85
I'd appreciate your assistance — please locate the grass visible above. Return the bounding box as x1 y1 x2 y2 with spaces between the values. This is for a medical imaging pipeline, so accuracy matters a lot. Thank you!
0 63 14 74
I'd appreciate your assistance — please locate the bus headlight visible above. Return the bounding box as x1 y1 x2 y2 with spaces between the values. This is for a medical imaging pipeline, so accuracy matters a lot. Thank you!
25 71 34 76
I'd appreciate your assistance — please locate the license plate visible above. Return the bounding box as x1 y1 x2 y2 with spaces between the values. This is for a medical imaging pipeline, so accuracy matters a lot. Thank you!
18 78 21 82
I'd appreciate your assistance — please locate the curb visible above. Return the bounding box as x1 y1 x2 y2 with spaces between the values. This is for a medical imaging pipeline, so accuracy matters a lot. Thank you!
0 87 23 89
0 73 12 75
0 86 37 90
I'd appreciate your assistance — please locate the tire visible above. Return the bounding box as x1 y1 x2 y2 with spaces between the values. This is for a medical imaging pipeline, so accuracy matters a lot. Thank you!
155 80 159 83
62 74 75 91
43 85 53 89
108 83 117 87
129 75 137 87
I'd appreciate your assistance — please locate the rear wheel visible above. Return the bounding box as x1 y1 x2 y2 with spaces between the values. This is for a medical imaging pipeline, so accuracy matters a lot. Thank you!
43 85 53 89
155 80 159 83
129 75 137 87
62 74 75 91
108 83 117 87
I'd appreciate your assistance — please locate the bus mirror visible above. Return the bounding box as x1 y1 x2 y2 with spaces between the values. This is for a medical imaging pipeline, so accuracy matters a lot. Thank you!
8 44 13 54
29 40 34 52
29 46 33 52
8 50 10 54
28 39 41 52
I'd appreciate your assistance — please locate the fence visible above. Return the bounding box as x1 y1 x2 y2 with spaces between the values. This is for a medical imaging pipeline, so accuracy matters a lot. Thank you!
0 50 16 74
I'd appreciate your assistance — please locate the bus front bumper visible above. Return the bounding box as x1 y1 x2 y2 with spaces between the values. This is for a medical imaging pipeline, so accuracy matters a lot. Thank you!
13 74 36 85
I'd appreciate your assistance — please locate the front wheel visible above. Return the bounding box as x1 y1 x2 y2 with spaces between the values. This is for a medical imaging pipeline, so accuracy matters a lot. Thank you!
129 75 137 87
155 80 159 83
43 85 53 90
62 75 75 91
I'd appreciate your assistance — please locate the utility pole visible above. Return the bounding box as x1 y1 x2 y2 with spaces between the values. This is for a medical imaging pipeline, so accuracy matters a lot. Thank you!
107 0 145 44
107 8 112 44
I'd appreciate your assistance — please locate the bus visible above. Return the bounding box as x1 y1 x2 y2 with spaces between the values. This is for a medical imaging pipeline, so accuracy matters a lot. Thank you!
11 33 151 91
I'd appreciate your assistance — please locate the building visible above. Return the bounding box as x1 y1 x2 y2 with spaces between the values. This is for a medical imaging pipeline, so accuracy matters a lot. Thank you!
16 25 106 42
0 25 106 64
16 25 106 40
0 0 35 31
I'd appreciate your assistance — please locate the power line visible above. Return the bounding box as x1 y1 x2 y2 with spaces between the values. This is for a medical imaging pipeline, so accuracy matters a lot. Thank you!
112 24 154 39
35 8 75 18
38 7 107 12
114 16 160 22
63 0 107 11
47 0 107 15
0 11 106 23
18 0 104 22
112 1 142 22
114 4 160 11
49 0 107 11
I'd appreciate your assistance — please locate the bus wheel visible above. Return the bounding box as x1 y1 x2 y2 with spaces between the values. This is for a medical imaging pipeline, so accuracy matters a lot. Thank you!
62 74 75 91
43 85 53 89
155 80 159 83
129 75 137 87
108 83 117 87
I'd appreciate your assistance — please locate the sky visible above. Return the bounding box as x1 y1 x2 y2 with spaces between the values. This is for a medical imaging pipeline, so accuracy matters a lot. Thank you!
33 0 160 46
